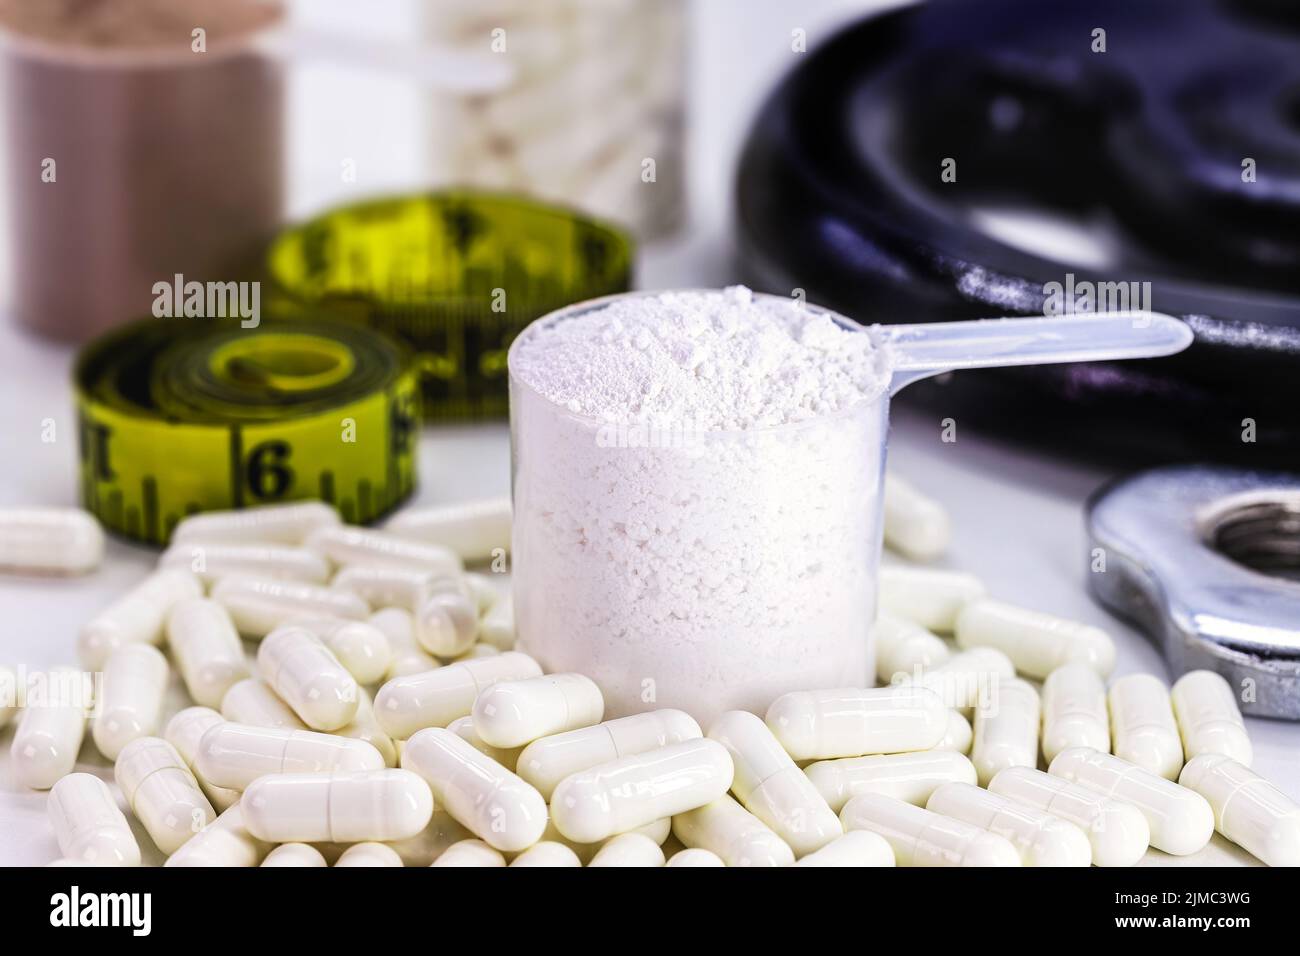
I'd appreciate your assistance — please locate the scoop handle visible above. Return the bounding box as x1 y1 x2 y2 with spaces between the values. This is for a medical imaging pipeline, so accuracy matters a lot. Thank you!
881 311 1193 394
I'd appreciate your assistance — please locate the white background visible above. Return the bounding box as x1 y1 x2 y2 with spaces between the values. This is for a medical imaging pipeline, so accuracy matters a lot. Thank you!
0 0 1291 865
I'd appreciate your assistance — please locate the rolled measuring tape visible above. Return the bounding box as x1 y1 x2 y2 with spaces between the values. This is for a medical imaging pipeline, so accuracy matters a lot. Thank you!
265 191 634 420
75 318 420 545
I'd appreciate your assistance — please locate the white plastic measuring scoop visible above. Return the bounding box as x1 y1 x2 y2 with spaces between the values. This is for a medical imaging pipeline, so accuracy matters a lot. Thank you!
507 292 1195 726
882 310 1193 393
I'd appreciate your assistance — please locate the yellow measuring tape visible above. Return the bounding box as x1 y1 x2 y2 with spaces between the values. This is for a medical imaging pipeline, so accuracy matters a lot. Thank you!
76 318 420 545
266 191 634 420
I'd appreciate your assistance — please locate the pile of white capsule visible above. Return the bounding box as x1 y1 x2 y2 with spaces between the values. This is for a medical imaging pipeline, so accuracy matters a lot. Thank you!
2 480 1299 868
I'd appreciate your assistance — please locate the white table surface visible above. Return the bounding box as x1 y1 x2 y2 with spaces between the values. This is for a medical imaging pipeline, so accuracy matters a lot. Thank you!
0 0 1292 866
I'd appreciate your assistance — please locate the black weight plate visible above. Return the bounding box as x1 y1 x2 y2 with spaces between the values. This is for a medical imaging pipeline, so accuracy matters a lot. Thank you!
736 0 1300 467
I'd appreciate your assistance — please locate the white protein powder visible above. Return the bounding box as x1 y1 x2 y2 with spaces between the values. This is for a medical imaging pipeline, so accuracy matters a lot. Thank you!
509 287 894 725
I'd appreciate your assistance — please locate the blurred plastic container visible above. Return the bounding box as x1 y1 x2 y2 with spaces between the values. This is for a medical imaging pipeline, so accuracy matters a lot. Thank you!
423 0 686 239
0 0 285 341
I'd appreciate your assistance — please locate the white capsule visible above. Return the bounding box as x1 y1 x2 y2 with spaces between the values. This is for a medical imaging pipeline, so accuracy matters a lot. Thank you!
261 843 328 867
472 673 604 748
160 542 329 585
369 606 417 647
46 858 104 867
386 496 511 563
79 569 203 669
971 678 1040 787
841 792 1021 867
791 829 894 867
431 839 506 867
955 598 1116 678
163 707 239 811
632 816 672 846
257 625 358 730
908 647 1016 713
307 842 353 863
1171 671 1252 766
664 847 726 867
305 525 461 576
415 585 479 658
873 613 950 683
383 807 472 866
220 678 306 729
172 501 340 546
10 667 90 789
707 710 841 856
1108 673 1184 781
286 616 392 685
0 664 18 729
1040 664 1110 763
46 772 140 866
877 566 985 632
402 726 548 852
336 687 398 767
92 644 168 760
212 576 369 639
551 738 734 845
452 643 499 661
370 607 439 678
537 816 670 865
934 710 973 755
331 564 434 611
927 782 1090 867
1179 754 1300 867
241 769 433 843
988 766 1149 866
672 794 794 867
335 842 405 867
478 593 516 650
114 736 215 854
332 565 477 659
1049 747 1213 856
196 720 384 790
589 832 665 867
882 474 949 562
462 572 500 614
447 715 522 770
517 709 702 801
165 598 249 709
509 841 583 867
165 804 271 867
374 651 542 739
0 507 103 575
765 686 948 761
804 750 978 813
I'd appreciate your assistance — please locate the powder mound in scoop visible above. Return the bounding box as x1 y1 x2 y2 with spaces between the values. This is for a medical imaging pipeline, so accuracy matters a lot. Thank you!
510 287 893 430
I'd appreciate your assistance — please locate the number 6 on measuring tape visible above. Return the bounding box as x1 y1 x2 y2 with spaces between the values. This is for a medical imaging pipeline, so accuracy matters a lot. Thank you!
76 318 420 545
